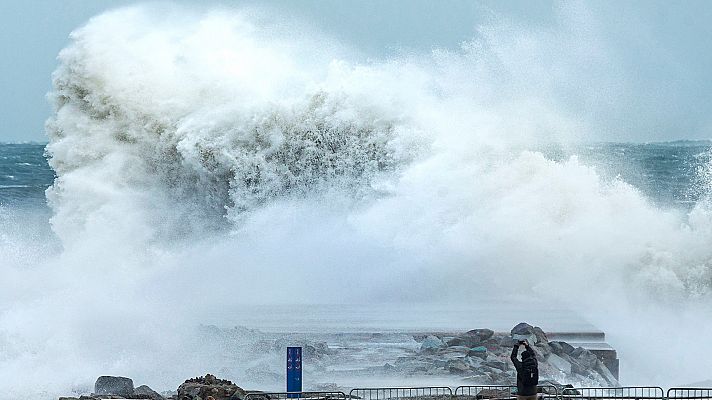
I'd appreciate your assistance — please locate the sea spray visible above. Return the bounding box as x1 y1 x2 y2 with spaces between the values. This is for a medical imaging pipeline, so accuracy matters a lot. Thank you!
0 4 711 399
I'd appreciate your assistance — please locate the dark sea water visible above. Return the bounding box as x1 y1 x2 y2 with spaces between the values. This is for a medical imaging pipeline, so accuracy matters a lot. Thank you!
547 141 712 208
0 143 55 208
2 141 709 211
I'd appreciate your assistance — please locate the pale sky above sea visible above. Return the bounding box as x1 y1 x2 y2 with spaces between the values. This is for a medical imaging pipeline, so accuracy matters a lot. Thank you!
1 0 711 143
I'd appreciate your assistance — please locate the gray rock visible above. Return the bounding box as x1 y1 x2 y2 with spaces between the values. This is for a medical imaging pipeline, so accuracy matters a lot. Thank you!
466 329 494 341
550 341 575 354
420 335 445 352
482 361 507 371
447 336 482 348
595 360 619 386
570 346 584 358
511 322 547 344
465 356 484 368
547 353 572 374
534 342 552 357
177 374 245 400
511 322 537 344
94 376 134 398
532 326 548 344
134 385 164 400
572 347 598 368
511 322 534 335
571 362 589 377
441 345 471 355
499 335 518 347
467 346 488 359
447 359 471 375
490 371 512 385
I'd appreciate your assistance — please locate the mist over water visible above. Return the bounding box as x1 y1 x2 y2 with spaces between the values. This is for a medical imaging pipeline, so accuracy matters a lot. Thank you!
1 3 712 398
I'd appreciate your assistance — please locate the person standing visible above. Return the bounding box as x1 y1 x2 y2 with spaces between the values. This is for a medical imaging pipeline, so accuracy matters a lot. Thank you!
511 340 539 400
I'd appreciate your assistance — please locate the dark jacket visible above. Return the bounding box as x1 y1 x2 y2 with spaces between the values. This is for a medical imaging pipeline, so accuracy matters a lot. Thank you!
511 344 539 396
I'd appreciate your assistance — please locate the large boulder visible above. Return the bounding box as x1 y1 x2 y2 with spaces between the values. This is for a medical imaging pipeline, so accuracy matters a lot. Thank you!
532 326 548 344
177 374 245 400
95 376 134 398
420 335 445 352
546 353 572 374
447 359 471 375
594 360 619 386
482 360 507 371
441 345 471 355
466 329 495 341
448 328 496 348
446 336 481 348
467 346 488 359
134 385 164 400
498 335 518 347
510 322 548 344
549 341 575 355
511 322 537 344
571 347 598 368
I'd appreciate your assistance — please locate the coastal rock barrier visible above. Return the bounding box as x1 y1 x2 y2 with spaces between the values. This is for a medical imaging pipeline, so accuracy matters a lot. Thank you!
403 322 618 386
57 322 620 399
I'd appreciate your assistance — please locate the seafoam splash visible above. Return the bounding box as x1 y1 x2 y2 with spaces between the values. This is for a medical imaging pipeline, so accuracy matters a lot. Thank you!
1 3 712 398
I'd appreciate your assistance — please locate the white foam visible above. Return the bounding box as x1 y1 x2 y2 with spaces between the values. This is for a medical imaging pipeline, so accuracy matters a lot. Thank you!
0 4 711 398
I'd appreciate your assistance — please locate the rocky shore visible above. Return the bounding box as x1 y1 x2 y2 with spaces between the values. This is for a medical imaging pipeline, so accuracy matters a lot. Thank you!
57 322 619 400
402 322 618 386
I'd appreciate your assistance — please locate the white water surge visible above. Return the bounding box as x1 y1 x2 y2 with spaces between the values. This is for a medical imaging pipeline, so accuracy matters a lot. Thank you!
1 3 712 399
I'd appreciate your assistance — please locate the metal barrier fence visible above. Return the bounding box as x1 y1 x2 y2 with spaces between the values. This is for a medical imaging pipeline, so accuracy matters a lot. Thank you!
243 387 712 400
560 387 665 400
667 389 712 400
349 387 453 400
245 392 347 400
455 385 559 399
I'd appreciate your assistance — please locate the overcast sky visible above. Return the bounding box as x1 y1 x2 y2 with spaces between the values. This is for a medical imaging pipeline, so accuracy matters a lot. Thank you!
1 0 711 142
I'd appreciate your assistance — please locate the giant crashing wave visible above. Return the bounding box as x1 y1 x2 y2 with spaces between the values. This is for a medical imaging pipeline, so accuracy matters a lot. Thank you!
44 7 422 244
43 6 712 300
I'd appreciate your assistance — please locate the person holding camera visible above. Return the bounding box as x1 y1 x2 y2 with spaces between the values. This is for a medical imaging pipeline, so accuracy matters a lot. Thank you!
510 340 539 400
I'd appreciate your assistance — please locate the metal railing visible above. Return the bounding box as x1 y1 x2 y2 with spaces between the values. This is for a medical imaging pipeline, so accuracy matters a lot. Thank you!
242 387 712 400
349 387 453 400
454 385 559 399
667 389 712 400
560 387 664 400
245 392 348 400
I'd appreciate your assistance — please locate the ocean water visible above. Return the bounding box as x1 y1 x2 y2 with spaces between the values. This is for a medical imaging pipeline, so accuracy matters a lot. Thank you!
3 141 710 211
0 143 54 207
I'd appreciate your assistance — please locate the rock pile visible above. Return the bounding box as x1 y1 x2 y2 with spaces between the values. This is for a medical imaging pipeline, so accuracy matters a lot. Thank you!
177 374 246 400
59 374 245 400
400 322 618 386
